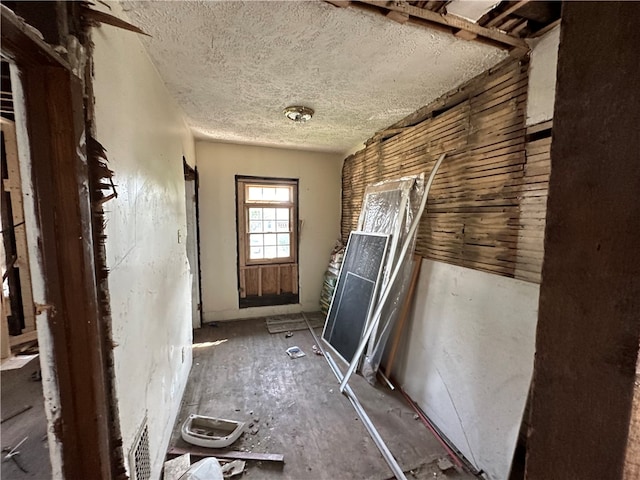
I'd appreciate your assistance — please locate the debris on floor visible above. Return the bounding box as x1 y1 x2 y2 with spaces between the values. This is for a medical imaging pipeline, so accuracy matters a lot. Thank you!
311 344 324 356
405 458 473 480
168 445 284 463
221 459 245 478
265 313 324 334
247 421 260 435
182 414 246 448
284 331 293 338
0 354 39 371
179 457 223 480
285 346 305 359
2 436 28 473
437 456 454 472
163 453 191 480
1 405 32 424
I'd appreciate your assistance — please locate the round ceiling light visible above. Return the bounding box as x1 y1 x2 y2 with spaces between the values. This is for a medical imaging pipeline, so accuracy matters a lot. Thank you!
283 106 314 123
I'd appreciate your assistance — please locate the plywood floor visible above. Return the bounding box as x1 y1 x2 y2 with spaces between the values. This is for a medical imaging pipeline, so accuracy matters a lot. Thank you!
168 315 476 480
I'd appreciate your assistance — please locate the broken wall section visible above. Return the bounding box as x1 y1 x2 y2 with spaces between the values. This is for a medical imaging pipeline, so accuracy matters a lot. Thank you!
90 3 195 478
342 56 548 283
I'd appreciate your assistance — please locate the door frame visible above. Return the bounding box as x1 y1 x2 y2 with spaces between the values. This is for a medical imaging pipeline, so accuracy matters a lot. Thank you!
235 175 300 308
184 159 203 329
2 6 122 479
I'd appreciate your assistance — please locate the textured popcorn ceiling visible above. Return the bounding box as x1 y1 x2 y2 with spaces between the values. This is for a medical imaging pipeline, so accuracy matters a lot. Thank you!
123 1 508 153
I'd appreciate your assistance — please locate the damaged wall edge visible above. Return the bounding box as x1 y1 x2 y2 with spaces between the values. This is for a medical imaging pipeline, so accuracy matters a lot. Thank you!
1 4 126 479
7 60 65 480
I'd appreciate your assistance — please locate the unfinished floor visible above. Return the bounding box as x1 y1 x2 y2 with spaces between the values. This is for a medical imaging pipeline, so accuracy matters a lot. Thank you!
1 355 50 479
168 315 476 479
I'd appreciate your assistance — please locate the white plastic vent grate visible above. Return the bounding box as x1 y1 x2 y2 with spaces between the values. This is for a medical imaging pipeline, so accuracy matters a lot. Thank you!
129 419 151 480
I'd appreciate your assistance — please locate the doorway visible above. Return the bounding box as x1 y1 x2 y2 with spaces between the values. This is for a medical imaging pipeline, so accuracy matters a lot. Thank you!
236 176 299 308
1 58 51 479
184 159 203 329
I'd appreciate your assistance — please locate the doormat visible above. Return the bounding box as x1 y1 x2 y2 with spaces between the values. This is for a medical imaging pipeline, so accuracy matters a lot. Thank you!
265 313 324 334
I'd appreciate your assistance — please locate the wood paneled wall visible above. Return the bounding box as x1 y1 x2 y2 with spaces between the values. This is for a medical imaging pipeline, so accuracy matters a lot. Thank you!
341 58 551 283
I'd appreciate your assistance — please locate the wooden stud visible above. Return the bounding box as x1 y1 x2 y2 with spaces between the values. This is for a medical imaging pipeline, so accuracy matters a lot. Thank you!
484 0 530 28
325 0 351 7
386 10 409 24
529 18 561 39
383 254 422 379
356 0 529 50
1 119 36 333
341 58 548 285
455 29 478 41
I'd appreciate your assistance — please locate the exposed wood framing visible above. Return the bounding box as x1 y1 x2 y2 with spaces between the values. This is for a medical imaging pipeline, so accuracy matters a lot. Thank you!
8 328 37 347
239 264 299 297
386 10 410 24
353 0 529 50
342 59 550 284
369 55 527 136
529 18 560 38
1 4 123 479
326 0 352 7
1 118 36 333
484 0 530 28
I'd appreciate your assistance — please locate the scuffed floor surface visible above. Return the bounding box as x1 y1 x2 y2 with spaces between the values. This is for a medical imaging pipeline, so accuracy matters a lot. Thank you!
168 316 477 479
1 356 51 479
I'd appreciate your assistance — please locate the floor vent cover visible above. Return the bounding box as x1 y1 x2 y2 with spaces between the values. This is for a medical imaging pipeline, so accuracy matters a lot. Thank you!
129 419 151 480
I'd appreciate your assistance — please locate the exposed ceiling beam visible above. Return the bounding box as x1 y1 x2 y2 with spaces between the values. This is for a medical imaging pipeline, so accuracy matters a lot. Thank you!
484 0 530 28
529 18 560 38
326 1 352 7
355 1 529 50
386 10 410 23
495 16 520 32
510 19 529 36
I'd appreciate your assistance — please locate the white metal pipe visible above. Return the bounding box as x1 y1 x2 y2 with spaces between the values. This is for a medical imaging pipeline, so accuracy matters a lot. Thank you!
303 313 407 480
325 351 408 480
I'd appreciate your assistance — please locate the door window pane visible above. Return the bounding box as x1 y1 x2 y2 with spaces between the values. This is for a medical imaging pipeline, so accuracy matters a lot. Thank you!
262 187 277 200
247 187 263 201
263 208 276 220
275 188 290 201
264 233 277 246
249 234 263 246
276 221 289 232
277 233 290 246
240 179 296 266
249 208 262 220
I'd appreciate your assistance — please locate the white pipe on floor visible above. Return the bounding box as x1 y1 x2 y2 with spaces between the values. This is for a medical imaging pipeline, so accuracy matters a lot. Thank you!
303 313 407 480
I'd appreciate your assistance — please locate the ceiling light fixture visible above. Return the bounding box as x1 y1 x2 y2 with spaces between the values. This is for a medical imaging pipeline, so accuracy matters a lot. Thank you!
283 106 314 123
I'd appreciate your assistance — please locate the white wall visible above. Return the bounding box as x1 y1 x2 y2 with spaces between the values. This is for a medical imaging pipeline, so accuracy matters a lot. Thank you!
196 142 343 321
526 25 561 126
394 259 539 480
91 5 195 477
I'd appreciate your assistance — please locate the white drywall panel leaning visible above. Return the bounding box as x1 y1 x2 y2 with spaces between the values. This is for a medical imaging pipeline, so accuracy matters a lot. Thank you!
395 259 539 480
526 25 561 126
